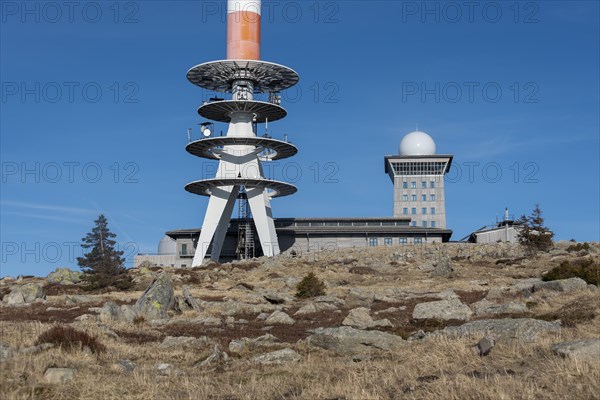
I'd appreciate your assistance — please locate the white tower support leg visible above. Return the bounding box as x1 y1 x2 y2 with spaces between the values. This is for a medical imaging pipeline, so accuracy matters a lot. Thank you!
246 187 280 256
192 185 238 266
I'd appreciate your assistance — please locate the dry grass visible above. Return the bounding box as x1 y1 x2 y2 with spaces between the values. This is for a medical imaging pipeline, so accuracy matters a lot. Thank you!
1 242 599 399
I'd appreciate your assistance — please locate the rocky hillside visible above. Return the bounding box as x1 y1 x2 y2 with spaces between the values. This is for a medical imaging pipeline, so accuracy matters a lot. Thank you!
1 241 599 399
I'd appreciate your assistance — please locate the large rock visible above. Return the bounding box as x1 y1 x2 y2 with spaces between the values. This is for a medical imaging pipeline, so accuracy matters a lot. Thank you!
4 283 45 305
472 299 528 316
20 283 46 303
439 318 560 341
252 348 301 365
431 258 454 277
134 273 174 320
182 286 202 312
412 299 472 321
43 368 75 384
47 268 83 285
342 307 393 329
195 345 229 367
228 334 278 354
3 289 25 305
534 278 588 293
307 326 405 355
264 310 295 325
551 339 600 362
99 301 123 323
295 302 338 315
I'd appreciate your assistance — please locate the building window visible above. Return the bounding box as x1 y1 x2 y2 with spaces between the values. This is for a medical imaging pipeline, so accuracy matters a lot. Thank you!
411 208 416 214
414 238 423 244
422 221 427 228
431 207 436 214
384 237 392 246
181 243 188 255
403 207 408 215
402 194 408 201
411 194 417 201
422 194 427 201
430 181 435 188
422 207 427 214
421 181 426 188
411 221 417 227
431 221 436 228
430 194 436 201
399 238 408 244
403 182 408 189
411 181 417 189
369 238 378 247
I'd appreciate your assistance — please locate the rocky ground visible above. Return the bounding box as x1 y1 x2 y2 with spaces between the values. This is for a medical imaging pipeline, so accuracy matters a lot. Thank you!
1 241 599 400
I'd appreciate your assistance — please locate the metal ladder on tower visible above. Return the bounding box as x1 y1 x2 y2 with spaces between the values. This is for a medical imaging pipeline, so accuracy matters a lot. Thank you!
237 189 255 260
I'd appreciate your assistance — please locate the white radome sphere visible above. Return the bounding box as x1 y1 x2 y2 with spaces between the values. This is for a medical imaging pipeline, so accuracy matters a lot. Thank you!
399 131 436 155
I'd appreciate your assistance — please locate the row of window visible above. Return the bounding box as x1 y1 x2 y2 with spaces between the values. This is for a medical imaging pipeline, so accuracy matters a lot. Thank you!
403 207 436 215
402 194 436 202
402 181 436 189
369 237 424 246
410 221 437 228
392 162 447 176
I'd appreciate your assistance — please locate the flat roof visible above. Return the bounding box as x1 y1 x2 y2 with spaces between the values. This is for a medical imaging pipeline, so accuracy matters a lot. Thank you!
166 217 452 241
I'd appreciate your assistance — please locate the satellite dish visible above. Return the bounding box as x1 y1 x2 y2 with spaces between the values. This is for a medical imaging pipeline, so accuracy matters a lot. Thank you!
203 129 211 137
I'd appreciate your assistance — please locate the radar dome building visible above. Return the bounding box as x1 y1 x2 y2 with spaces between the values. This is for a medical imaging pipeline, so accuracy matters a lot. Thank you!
385 131 453 229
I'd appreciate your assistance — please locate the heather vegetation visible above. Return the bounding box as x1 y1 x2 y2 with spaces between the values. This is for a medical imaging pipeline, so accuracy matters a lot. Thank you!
1 241 598 399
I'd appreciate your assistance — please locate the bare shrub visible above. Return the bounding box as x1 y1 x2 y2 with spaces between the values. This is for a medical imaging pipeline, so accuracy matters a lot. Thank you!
295 272 326 298
35 325 106 354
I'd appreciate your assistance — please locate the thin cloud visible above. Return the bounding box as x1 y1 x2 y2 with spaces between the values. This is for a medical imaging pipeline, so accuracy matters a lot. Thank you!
1 200 97 215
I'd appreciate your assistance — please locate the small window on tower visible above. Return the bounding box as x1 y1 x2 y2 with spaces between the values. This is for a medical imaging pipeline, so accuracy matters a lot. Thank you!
412 195 417 201
422 194 427 201
430 194 436 201
431 208 436 214
411 181 417 189
422 208 427 214
403 208 408 214
431 221 436 228
403 194 408 201
422 221 427 228
403 182 408 189
421 181 426 188
411 208 417 214
430 181 435 188
411 221 417 227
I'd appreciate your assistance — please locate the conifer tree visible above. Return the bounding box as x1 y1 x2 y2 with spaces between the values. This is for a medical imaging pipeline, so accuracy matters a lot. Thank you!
77 214 132 290
517 204 554 254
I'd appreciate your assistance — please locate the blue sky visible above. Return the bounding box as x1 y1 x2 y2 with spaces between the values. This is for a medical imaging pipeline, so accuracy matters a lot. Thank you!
1 1 599 277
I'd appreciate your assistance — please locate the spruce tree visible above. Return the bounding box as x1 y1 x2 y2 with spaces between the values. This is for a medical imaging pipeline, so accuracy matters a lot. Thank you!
517 204 554 254
77 214 132 290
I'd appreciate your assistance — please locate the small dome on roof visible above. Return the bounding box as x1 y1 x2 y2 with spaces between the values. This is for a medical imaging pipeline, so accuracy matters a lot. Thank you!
157 235 176 255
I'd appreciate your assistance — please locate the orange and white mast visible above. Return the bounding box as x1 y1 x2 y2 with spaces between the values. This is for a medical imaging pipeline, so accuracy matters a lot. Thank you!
227 0 261 60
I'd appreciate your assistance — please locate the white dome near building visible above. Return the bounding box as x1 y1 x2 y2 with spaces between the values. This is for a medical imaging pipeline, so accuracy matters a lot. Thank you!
157 235 177 255
399 130 436 156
